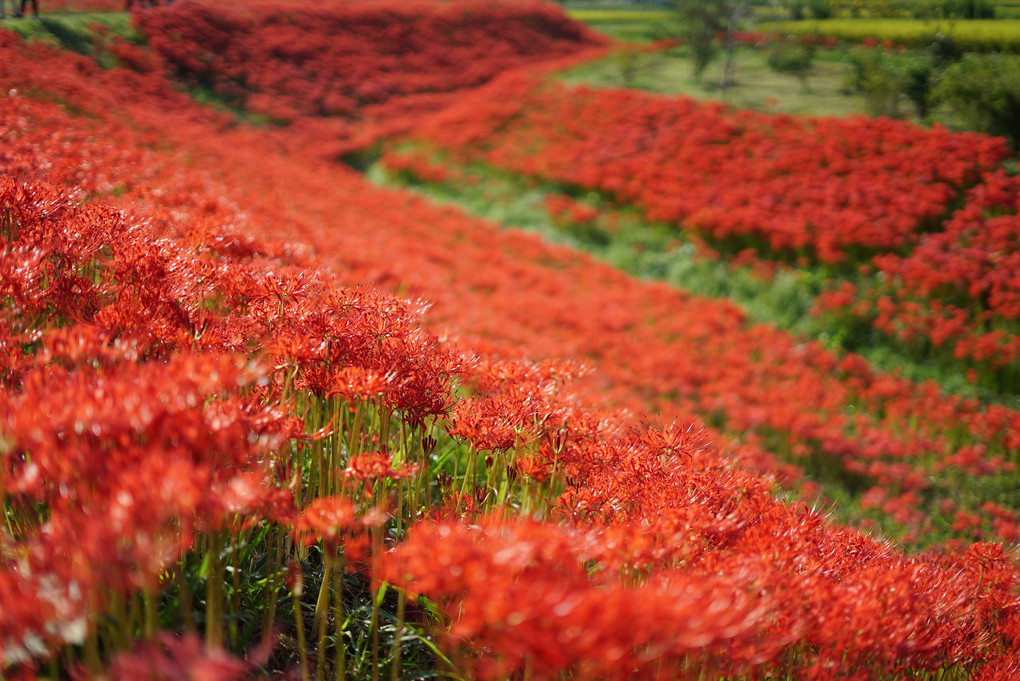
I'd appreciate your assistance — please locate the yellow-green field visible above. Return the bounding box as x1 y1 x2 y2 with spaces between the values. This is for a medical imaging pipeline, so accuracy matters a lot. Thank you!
566 8 677 42
763 17 1020 51
566 8 675 23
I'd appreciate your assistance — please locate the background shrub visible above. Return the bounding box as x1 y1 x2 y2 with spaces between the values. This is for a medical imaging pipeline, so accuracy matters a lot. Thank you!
935 53 1020 148
766 38 817 89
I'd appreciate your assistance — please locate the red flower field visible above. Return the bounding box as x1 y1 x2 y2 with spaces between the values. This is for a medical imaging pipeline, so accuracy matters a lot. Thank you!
1 2 1019 679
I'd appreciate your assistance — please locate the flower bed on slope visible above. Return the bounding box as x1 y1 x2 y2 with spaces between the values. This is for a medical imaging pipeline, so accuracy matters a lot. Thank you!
403 70 1009 265
818 171 1020 382
134 0 606 127
393 64 1020 393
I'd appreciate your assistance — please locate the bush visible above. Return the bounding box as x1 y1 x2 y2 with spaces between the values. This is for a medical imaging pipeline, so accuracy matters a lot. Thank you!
766 39 817 89
935 53 1020 148
784 0 807 20
844 39 962 120
674 0 729 80
781 0 832 21
808 0 833 19
845 46 909 117
943 0 995 19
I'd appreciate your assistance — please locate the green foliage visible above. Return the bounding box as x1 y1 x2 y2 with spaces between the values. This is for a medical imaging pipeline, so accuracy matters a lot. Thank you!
566 8 676 23
810 0 836 18
0 12 140 63
560 44 875 118
934 53 1020 147
765 39 817 88
843 36 962 119
611 47 644 86
948 0 997 18
0 14 56 42
845 45 912 116
566 7 679 43
786 0 834 19
898 52 936 118
784 0 808 20
38 16 100 55
673 0 732 79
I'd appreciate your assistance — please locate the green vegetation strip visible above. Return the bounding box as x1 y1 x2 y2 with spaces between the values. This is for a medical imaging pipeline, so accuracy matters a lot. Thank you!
0 12 140 57
566 8 676 22
763 18 1020 51
566 7 678 42
558 45 875 119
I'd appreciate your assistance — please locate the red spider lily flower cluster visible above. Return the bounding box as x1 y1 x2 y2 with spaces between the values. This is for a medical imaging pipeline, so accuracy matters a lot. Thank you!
0 150 456 670
132 0 605 155
398 69 1009 264
0 182 290 663
2 5 1020 677
343 451 419 483
385 455 1020 679
292 496 357 552
447 355 589 453
543 192 605 231
77 634 250 681
817 170 1020 372
384 520 775 680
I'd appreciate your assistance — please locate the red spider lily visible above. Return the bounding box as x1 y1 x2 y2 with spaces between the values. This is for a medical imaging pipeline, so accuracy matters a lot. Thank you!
343 451 420 484
76 633 248 681
3 26 1015 558
634 418 710 461
382 510 1006 679
972 654 1020 681
292 496 357 552
328 366 396 402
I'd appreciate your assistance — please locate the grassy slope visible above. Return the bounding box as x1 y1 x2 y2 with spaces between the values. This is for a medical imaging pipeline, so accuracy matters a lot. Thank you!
560 45 876 119
561 6 890 120
0 11 139 74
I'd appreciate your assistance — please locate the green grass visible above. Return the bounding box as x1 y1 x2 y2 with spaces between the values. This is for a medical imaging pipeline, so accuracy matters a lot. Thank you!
0 12 140 57
0 14 52 41
567 9 678 42
565 4 681 43
560 45 876 119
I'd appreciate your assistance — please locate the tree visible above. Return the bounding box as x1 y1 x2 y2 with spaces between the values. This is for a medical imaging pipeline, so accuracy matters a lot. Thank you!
673 0 731 82
718 0 750 89
766 39 817 92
